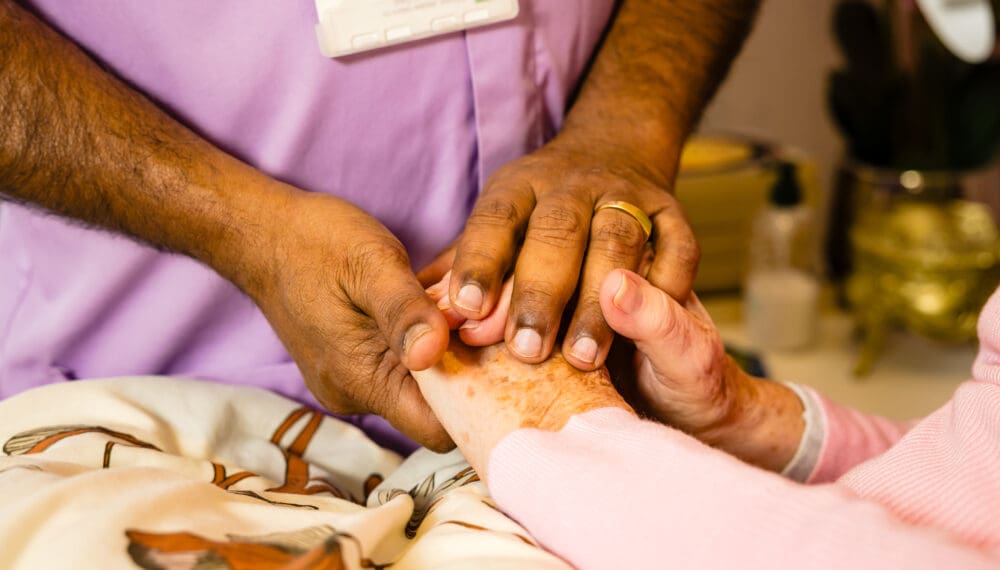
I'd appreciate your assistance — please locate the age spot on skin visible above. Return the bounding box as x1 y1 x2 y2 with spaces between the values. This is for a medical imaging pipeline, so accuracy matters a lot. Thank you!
440 352 465 375
466 385 476 398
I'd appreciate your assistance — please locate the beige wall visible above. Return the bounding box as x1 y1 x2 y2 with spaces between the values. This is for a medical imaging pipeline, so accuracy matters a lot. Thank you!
700 0 843 194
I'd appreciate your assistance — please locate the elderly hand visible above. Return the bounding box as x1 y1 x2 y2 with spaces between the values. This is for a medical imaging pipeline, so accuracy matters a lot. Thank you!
599 269 804 471
445 137 699 371
244 190 453 450
412 338 632 481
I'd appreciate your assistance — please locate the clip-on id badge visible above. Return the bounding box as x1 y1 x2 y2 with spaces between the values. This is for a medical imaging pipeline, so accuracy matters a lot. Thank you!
314 0 519 58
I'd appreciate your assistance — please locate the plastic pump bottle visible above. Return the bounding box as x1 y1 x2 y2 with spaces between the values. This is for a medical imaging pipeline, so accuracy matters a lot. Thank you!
744 162 820 350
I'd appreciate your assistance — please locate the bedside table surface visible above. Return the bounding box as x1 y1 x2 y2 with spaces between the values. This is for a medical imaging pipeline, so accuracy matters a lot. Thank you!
702 295 975 420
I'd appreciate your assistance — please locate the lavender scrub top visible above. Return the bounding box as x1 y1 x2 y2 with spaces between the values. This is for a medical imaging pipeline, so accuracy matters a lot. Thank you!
0 1 615 452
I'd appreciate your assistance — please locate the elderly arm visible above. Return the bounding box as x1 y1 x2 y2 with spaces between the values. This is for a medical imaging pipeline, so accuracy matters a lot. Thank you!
598 268 915 478
413 340 1000 570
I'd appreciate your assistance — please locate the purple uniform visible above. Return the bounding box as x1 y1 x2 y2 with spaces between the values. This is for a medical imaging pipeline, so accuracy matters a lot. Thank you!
0 0 614 451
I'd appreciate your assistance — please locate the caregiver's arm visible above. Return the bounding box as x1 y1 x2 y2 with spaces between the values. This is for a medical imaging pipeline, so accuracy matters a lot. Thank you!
449 0 761 370
0 1 451 448
414 343 999 570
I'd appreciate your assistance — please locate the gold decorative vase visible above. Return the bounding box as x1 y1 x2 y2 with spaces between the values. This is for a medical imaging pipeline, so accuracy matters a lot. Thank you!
847 184 1000 374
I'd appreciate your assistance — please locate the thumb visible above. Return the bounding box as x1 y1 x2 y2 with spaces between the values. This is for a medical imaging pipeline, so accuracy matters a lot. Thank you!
599 269 707 377
349 242 450 371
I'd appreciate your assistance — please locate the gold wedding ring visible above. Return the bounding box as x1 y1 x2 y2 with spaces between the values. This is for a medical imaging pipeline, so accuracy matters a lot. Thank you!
594 201 653 242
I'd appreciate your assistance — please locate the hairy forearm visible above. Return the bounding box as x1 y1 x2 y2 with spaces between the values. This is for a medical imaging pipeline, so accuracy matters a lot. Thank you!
559 0 760 184
0 1 286 287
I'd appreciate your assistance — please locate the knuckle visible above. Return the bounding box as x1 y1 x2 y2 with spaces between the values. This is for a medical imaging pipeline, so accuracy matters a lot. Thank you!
571 286 603 317
528 205 586 247
340 239 431 329
572 308 611 340
513 282 561 325
468 198 523 229
517 281 558 305
573 164 612 183
378 294 428 334
487 159 531 183
591 217 647 254
456 241 506 270
347 239 409 281
672 235 701 267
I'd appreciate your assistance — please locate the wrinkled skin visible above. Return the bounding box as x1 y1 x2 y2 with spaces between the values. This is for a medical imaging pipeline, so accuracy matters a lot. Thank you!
251 192 454 451
413 337 633 480
442 140 699 371
426 268 804 472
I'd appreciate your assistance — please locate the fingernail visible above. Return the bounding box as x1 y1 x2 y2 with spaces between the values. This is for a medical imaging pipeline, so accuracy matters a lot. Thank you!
612 272 641 314
512 328 543 359
454 284 484 313
570 337 599 365
403 323 433 356
459 319 482 331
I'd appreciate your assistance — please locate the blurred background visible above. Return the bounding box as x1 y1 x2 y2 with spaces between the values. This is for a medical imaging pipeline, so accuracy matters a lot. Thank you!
680 0 1000 419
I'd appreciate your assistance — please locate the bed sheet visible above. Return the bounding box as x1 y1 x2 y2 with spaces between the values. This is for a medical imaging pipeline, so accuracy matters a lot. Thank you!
0 377 570 569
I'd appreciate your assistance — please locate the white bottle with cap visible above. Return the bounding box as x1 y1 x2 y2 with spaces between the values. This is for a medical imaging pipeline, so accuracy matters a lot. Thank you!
744 162 820 350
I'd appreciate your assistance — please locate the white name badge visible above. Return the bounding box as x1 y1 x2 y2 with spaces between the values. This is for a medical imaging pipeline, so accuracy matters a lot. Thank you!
314 0 520 58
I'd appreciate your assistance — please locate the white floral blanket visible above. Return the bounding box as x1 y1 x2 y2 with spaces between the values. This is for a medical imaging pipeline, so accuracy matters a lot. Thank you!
0 377 569 569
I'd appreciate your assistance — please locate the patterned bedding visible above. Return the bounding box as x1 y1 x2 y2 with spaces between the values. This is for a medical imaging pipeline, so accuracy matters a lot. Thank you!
0 377 569 569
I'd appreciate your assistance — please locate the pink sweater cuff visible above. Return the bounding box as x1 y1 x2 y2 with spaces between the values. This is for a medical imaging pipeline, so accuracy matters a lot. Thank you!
807 391 916 483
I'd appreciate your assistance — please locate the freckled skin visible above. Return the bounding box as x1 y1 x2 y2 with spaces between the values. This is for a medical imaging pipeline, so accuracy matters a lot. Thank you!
414 334 633 480
447 341 627 433
440 352 466 375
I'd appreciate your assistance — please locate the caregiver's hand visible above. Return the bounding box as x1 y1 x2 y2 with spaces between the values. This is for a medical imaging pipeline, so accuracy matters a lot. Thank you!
599 269 804 472
412 338 633 481
0 2 454 449
244 190 453 450
447 137 699 371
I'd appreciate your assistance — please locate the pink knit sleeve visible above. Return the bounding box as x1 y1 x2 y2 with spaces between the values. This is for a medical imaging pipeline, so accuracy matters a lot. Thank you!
487 288 1000 568
805 391 917 483
488 398 1000 570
